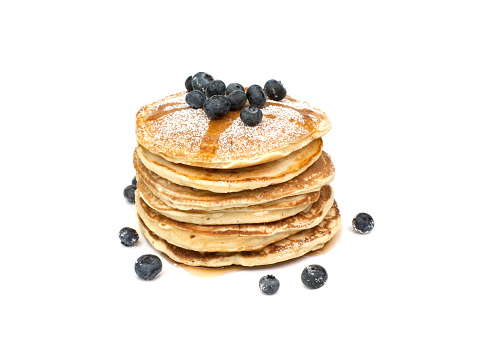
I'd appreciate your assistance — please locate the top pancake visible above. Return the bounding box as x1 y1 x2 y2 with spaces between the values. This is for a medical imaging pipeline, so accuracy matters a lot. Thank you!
136 91 331 169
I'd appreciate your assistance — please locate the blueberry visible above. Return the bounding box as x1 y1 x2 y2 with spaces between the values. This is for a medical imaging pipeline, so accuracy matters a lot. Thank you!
185 90 206 109
352 213 374 234
240 106 263 126
205 80 226 97
203 95 231 119
246 85 267 108
118 227 139 247
135 254 162 280
185 75 193 92
264 79 287 101
227 90 247 111
259 275 280 295
191 72 214 92
301 264 328 289
132 177 137 186
123 184 136 203
226 83 245 96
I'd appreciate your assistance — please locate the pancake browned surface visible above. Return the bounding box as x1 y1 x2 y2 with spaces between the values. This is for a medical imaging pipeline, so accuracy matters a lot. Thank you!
138 201 341 267
136 186 334 252
136 137 322 193
136 92 331 169
134 149 335 210
137 178 320 225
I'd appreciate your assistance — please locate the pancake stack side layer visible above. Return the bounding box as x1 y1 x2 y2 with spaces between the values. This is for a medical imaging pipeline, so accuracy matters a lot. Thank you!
134 91 341 267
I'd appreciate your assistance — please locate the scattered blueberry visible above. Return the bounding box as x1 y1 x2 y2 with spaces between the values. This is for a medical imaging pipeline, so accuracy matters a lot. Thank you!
123 185 136 203
227 90 247 111
191 72 214 92
301 264 328 289
135 254 162 280
352 213 374 234
132 177 137 186
118 227 139 247
226 83 245 96
205 80 226 97
264 79 287 101
186 90 206 109
203 95 231 119
246 85 267 108
185 75 193 92
259 275 280 295
240 106 263 126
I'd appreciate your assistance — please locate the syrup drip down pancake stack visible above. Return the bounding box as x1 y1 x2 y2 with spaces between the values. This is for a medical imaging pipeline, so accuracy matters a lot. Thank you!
133 82 341 267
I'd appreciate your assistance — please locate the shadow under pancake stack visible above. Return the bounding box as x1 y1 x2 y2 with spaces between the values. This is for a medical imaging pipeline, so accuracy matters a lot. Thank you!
133 89 341 267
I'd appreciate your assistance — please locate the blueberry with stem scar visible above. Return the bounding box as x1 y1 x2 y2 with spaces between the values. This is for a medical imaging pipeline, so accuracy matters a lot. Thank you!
191 72 214 93
301 265 328 289
259 275 280 295
226 83 245 96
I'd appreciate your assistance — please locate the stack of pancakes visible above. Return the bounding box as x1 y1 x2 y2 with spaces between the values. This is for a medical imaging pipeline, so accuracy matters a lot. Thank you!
133 91 341 267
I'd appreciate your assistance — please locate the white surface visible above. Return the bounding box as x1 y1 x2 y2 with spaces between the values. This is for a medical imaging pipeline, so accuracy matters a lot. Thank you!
1 1 478 358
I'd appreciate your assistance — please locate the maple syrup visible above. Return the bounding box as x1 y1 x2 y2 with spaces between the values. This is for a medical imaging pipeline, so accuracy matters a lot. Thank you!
162 255 243 278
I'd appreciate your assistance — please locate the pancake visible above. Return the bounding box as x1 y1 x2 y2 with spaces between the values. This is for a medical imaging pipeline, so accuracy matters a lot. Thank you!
138 201 341 267
136 138 322 193
137 178 320 225
134 149 335 210
136 92 331 169
135 185 334 252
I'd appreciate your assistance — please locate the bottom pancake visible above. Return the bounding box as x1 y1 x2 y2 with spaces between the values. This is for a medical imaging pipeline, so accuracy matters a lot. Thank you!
138 201 341 267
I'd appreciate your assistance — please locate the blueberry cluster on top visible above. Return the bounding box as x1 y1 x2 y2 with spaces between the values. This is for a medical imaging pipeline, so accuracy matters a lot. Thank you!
184 72 287 126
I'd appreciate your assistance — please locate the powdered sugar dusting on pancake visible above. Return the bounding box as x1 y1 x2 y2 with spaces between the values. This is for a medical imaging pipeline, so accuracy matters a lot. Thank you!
136 91 330 166
149 109 210 154
216 113 310 159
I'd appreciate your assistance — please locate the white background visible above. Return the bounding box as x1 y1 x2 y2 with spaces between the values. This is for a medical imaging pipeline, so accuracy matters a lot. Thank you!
1 1 478 358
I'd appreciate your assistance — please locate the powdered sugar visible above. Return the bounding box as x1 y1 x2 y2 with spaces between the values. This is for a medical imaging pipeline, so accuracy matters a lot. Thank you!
139 107 211 154
215 113 310 159
136 92 330 163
